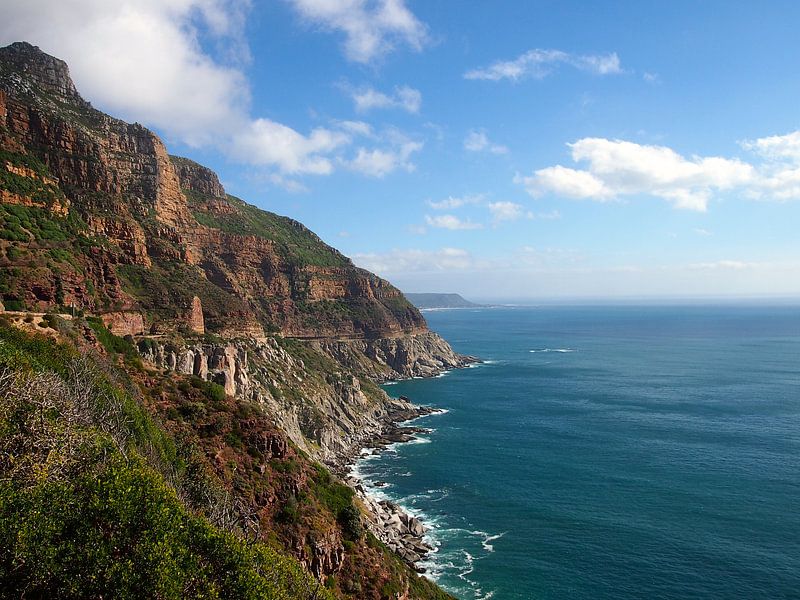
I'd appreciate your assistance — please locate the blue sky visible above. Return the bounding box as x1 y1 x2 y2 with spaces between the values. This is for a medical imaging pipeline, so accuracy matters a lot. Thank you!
4 1 800 300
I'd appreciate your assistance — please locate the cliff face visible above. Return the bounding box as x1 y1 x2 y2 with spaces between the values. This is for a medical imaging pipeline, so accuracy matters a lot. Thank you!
0 41 466 600
136 336 414 462
0 41 427 341
0 42 469 460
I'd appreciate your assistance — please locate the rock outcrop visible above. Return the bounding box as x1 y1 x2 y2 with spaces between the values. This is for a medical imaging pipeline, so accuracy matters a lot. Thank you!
186 296 205 334
101 311 145 337
314 331 475 380
137 336 417 462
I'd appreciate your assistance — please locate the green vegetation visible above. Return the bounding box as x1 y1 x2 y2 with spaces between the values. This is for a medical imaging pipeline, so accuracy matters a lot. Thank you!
117 263 250 329
187 190 349 268
0 325 333 599
86 316 142 367
0 149 66 209
0 203 76 243
180 375 227 403
312 465 364 540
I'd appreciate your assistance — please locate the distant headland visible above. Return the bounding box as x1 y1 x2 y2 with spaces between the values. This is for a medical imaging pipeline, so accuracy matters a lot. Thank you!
405 293 483 309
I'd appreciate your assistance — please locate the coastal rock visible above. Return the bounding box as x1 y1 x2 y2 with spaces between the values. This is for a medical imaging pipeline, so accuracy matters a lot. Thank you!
137 336 421 462
314 330 477 381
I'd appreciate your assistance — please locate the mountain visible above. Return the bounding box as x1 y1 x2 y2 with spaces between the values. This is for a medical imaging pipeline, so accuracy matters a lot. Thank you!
0 41 424 341
405 293 482 309
0 41 465 599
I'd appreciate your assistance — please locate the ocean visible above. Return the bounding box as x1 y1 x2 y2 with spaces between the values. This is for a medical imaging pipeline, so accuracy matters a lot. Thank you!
353 305 800 599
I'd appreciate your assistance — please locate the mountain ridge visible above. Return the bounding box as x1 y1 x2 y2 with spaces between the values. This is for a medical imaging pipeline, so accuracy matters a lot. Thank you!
0 40 427 341
0 40 468 598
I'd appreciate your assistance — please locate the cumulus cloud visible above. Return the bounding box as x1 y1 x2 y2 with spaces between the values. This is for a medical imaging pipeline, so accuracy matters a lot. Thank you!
352 247 478 274
488 201 527 223
424 195 540 228
230 119 350 174
286 0 428 63
465 49 622 82
522 131 800 210
334 120 375 137
427 195 484 210
464 130 508 154
0 0 252 146
0 1 429 182
424 214 483 230
351 85 421 113
741 130 800 161
519 138 756 211
0 1 310 174
344 130 423 177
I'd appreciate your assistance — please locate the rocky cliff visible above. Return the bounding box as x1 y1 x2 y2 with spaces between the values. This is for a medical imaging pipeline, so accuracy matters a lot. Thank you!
0 41 471 457
136 335 411 462
0 40 468 600
0 41 428 341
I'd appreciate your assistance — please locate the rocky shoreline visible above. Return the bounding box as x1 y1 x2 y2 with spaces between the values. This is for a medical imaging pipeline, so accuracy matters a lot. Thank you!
338 401 443 571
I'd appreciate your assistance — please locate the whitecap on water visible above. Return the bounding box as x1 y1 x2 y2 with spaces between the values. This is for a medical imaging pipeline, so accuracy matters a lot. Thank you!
529 348 575 353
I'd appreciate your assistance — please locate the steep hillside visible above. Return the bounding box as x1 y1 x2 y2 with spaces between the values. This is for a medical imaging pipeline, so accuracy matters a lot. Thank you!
0 41 468 599
0 41 425 341
0 320 451 599
0 40 471 455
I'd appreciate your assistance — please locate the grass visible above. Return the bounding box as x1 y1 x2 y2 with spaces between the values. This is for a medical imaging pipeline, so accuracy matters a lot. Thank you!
186 189 350 268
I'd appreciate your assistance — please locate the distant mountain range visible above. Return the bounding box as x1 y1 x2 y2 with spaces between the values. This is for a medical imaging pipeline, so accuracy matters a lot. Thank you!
405 293 482 309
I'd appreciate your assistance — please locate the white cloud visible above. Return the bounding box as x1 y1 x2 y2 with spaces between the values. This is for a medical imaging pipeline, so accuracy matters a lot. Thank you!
1 1 430 182
522 131 800 210
519 165 613 201
425 195 550 228
344 134 423 177
488 201 525 223
464 130 508 154
427 194 484 210
267 173 310 193
694 228 713 236
533 209 562 220
739 131 800 200
352 247 478 274
334 119 375 137
230 119 349 174
0 1 313 178
520 138 756 211
286 0 428 63
741 130 800 161
687 260 758 270
424 215 483 230
351 85 421 113
465 49 622 82
0 0 252 146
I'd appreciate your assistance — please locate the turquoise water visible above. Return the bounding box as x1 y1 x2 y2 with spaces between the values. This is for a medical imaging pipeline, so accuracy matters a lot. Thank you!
354 305 800 599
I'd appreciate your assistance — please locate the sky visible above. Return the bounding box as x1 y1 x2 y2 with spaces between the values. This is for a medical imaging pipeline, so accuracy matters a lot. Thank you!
3 0 800 301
